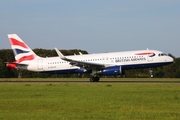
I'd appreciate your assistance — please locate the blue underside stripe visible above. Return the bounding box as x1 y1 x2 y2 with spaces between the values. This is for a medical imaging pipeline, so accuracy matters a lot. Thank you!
42 62 172 74
41 68 86 74
122 62 172 69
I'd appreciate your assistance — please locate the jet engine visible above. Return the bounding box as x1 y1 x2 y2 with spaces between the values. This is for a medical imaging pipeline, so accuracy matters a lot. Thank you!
100 66 124 76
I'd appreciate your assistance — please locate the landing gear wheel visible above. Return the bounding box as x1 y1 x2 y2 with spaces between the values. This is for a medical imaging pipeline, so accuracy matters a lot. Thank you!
90 77 94 82
90 76 100 82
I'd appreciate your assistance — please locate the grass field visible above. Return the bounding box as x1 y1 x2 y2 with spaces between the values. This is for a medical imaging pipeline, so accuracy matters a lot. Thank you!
1 78 180 82
0 78 180 120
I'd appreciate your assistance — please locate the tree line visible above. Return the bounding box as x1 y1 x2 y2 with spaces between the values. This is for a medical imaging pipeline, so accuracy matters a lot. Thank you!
0 49 179 78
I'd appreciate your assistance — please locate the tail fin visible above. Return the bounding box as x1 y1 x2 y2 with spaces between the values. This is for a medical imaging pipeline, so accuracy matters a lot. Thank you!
7 34 39 63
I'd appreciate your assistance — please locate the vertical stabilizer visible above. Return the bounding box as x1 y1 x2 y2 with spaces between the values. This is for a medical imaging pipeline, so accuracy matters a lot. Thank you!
7 34 39 63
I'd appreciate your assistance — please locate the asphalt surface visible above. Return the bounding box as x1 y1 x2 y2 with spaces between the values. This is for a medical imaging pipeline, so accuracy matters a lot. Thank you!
0 80 180 85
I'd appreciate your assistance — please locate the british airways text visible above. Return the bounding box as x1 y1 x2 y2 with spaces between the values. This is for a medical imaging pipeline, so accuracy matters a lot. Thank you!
115 57 146 63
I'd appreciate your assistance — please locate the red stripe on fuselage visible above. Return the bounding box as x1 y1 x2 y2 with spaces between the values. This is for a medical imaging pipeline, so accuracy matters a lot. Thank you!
9 38 28 48
135 52 155 55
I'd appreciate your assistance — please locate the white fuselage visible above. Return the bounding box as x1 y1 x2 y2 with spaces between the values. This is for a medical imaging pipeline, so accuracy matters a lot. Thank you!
18 50 173 74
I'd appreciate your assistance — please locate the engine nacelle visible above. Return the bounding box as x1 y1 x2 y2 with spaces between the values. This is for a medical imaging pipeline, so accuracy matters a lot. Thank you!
100 66 123 76
75 68 87 73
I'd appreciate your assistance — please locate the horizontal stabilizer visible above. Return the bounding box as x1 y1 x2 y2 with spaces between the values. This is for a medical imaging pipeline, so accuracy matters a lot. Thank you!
6 62 28 69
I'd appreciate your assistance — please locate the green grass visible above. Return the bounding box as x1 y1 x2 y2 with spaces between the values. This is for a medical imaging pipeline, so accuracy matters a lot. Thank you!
0 79 180 120
1 77 180 82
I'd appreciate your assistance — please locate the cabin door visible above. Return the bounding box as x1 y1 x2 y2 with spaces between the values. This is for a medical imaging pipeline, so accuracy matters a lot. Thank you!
37 59 43 70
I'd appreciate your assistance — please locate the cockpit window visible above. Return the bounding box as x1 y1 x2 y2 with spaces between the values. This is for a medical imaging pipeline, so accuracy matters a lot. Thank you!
158 53 167 56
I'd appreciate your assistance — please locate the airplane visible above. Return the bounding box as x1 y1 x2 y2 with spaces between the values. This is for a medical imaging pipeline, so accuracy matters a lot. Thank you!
6 34 174 82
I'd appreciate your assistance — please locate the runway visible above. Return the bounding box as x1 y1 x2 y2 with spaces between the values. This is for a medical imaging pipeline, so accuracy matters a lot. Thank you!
1 80 180 85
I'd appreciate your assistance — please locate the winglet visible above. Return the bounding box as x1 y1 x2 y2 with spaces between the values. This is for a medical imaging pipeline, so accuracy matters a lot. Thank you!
79 52 83 55
54 48 66 59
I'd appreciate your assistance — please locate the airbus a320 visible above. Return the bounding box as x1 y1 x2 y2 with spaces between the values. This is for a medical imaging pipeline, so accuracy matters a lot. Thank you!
6 34 174 82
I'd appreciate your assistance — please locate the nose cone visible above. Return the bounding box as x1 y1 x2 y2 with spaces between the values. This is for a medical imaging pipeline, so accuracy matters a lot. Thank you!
168 56 174 63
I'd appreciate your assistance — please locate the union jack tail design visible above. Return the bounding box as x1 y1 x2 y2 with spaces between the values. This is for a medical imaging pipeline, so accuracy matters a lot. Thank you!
7 34 39 63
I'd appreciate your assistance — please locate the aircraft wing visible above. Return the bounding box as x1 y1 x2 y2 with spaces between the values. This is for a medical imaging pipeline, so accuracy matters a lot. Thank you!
54 48 110 70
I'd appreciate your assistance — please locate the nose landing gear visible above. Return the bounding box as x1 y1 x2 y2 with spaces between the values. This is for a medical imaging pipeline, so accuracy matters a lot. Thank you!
149 68 153 78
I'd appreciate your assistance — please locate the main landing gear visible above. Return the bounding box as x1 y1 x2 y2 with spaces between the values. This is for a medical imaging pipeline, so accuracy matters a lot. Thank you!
90 76 100 82
90 70 100 82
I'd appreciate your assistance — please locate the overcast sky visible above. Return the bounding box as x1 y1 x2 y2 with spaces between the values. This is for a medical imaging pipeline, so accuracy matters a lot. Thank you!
1 0 180 57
